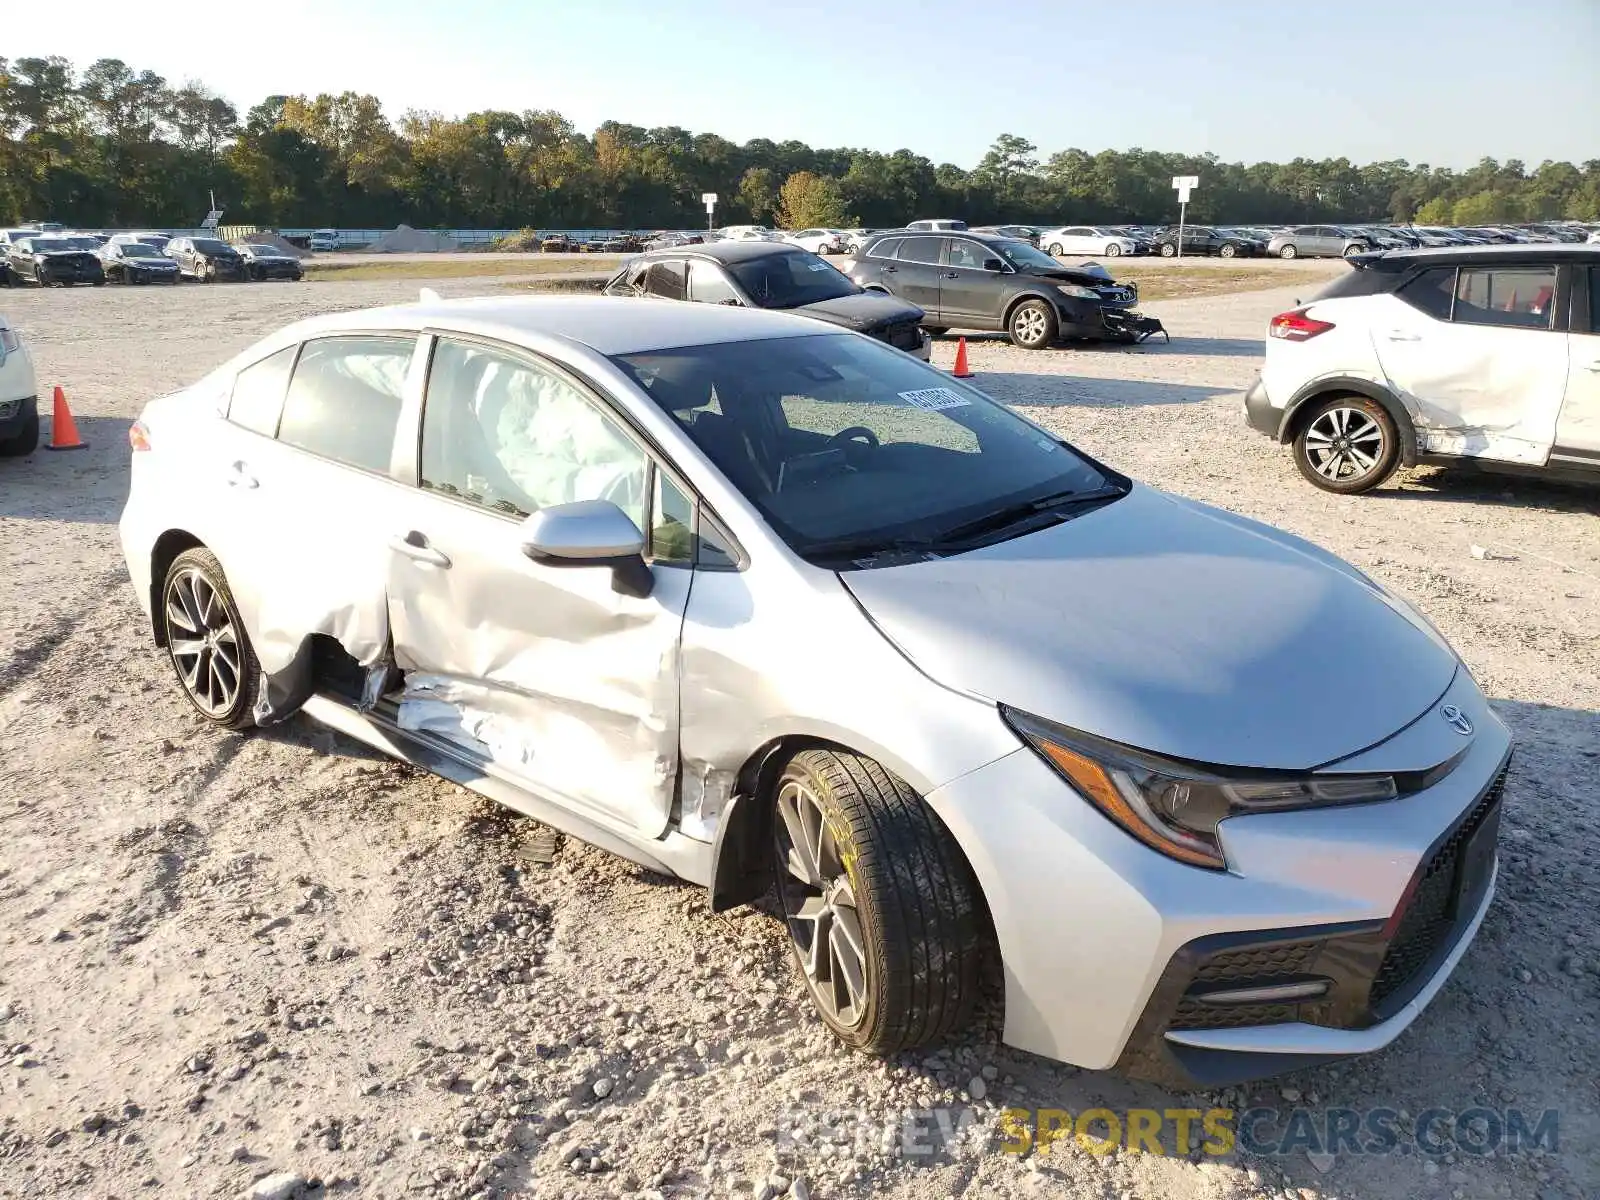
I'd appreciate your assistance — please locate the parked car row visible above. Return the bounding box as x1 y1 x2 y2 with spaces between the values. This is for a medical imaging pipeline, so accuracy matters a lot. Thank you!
0 228 305 286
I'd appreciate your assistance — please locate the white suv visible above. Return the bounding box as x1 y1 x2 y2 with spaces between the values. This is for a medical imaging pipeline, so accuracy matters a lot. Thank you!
1244 245 1600 492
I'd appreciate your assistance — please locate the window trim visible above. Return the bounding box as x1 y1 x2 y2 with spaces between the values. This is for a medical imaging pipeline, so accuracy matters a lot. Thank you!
685 256 748 306
226 341 304 439
894 235 946 265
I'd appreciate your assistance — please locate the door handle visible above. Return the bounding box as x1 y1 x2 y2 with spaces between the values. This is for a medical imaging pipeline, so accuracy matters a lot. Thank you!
1384 330 1422 341
389 531 452 568
881 265 897 273
226 461 258 489
941 271 959 279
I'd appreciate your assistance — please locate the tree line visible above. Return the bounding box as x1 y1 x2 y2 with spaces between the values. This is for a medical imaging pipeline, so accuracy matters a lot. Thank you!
4 56 1598 232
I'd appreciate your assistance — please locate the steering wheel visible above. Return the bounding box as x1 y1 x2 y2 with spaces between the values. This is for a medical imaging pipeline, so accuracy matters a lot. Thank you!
826 426 880 451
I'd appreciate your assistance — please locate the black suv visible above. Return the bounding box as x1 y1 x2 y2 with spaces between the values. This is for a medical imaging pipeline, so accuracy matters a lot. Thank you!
603 242 930 359
166 236 248 282
845 230 1163 348
1154 226 1261 258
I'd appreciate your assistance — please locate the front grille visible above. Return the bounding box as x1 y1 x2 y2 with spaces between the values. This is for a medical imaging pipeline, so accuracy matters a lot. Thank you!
1191 939 1322 983
1170 1000 1297 1030
877 321 923 351
1370 764 1508 1008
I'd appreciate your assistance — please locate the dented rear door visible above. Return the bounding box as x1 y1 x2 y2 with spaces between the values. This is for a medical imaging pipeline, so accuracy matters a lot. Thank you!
385 336 690 839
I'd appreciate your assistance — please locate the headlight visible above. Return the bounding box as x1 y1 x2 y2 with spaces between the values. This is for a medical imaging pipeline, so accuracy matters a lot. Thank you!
1055 284 1099 300
1001 707 1398 870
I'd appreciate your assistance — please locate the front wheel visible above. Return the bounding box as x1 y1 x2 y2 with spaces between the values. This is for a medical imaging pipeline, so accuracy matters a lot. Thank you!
1046 242 1063 256
1159 242 1177 257
1219 242 1237 259
1007 298 1058 349
771 748 986 1053
1105 242 1122 256
1278 244 1298 260
1343 244 1366 258
1293 395 1400 494
160 548 264 730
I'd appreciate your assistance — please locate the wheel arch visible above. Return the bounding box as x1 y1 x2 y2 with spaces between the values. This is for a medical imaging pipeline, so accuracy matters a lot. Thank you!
1001 288 1060 329
1279 377 1418 467
147 529 207 646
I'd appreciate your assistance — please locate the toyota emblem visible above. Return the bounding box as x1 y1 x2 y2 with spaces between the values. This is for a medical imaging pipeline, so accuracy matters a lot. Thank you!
1440 704 1473 736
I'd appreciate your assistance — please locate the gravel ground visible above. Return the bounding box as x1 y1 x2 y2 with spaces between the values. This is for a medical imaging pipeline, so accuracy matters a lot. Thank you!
0 276 1595 1200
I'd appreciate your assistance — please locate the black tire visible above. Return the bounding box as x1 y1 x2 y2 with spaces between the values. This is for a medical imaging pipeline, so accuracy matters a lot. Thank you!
1219 242 1237 259
160 547 264 730
0 411 40 457
1105 242 1122 256
1007 297 1058 349
770 747 986 1054
922 326 949 336
1343 243 1366 258
1278 244 1298 260
1159 241 1176 257
1292 394 1400 494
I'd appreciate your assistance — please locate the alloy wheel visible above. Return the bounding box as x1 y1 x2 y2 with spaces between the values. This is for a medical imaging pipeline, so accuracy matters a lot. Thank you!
773 778 870 1029
1303 405 1385 483
1013 305 1049 345
164 567 243 716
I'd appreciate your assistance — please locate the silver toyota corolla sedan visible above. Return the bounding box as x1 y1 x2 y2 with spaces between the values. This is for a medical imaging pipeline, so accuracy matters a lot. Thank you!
120 296 1511 1086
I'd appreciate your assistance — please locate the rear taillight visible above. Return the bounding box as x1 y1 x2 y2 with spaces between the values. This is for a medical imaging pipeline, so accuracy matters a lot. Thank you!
1269 309 1335 341
129 420 151 451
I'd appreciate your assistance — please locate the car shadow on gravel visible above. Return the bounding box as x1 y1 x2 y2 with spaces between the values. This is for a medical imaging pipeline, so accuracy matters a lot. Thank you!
1378 465 1600 515
976 372 1234 408
0 415 132 524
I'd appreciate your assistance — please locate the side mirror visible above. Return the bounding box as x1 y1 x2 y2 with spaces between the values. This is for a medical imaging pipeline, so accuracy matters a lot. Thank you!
519 499 654 598
983 258 1004 272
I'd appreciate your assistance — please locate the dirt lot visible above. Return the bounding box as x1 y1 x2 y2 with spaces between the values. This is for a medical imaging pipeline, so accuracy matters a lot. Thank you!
0 274 1595 1200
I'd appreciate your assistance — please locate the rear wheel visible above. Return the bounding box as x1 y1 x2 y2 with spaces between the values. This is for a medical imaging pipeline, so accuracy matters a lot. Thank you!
1007 298 1057 349
1219 242 1237 259
1293 395 1399 494
1278 244 1298 260
1046 242 1063 256
160 548 263 730
0 411 40 456
771 747 986 1053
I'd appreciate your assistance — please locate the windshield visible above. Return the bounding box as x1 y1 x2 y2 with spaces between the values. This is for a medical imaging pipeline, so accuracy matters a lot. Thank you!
192 238 230 252
29 238 71 252
611 333 1115 565
725 251 859 309
244 244 280 255
997 239 1071 271
123 243 164 257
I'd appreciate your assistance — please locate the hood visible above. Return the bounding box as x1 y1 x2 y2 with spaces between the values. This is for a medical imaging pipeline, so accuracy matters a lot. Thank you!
793 290 925 330
842 486 1458 770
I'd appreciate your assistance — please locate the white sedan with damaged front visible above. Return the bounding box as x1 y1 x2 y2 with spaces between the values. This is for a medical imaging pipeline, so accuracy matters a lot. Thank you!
121 295 1511 1087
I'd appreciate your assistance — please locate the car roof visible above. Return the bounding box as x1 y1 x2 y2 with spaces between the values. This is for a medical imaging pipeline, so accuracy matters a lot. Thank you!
870 229 1013 245
277 294 825 357
635 240 814 264
1365 243 1600 264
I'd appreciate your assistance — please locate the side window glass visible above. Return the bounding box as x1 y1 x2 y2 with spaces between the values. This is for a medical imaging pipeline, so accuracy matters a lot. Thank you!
1589 268 1600 335
421 339 647 528
695 511 740 569
650 471 695 566
898 236 943 264
277 336 412 473
644 260 687 300
1398 267 1456 320
228 345 298 437
1454 267 1556 330
688 260 741 305
948 240 984 269
867 237 902 259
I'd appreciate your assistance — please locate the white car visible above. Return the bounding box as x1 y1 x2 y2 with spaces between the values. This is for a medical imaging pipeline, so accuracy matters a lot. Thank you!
782 229 846 255
0 312 40 456
713 225 780 243
1244 244 1600 492
1038 227 1139 258
308 229 340 252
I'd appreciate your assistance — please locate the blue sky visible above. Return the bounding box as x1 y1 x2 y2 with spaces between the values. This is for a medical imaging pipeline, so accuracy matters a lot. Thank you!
18 0 1599 168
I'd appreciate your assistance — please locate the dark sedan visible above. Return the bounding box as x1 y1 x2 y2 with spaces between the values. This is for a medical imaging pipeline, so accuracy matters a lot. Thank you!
4 237 106 287
238 244 306 281
845 230 1163 348
1154 227 1261 258
604 242 931 359
101 241 181 284
166 236 248 282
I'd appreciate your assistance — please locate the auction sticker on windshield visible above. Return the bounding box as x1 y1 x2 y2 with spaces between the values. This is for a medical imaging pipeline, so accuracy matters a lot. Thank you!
898 387 971 412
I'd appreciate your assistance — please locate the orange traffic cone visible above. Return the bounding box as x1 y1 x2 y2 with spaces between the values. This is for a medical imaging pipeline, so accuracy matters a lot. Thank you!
951 337 973 378
46 386 87 451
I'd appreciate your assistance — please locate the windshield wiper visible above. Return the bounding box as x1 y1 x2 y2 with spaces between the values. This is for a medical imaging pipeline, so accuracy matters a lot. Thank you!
931 484 1129 545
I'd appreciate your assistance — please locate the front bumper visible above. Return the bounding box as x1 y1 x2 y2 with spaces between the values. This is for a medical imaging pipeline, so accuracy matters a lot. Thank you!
924 667 1511 1083
1243 373 1281 437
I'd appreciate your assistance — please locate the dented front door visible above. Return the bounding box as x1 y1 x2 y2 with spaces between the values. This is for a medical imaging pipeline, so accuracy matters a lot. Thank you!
384 337 691 839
